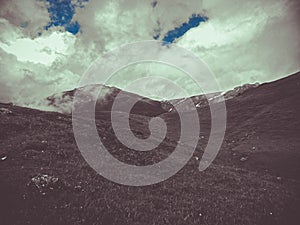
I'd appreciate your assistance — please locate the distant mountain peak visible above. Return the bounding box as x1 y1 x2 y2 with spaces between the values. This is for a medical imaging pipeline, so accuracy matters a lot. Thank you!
46 82 260 115
223 82 260 100
46 84 167 117
46 84 118 114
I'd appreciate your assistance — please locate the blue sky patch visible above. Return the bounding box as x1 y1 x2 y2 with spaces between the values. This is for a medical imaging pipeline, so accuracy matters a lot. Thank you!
44 1 207 40
160 14 208 44
44 0 88 34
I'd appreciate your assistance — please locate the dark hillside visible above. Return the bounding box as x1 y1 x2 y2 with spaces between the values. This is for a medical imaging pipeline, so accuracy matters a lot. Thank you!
0 72 299 225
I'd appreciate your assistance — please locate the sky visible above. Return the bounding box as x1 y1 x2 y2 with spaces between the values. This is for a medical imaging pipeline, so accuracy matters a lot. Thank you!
0 0 299 109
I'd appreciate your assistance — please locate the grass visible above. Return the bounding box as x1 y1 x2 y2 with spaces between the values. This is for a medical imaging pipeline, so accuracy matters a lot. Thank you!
0 72 300 225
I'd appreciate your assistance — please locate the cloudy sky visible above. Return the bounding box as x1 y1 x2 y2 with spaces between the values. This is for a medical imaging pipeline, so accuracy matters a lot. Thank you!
0 0 299 108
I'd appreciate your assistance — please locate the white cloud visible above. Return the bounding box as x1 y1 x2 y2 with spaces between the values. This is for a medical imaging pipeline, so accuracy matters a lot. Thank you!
0 31 76 65
178 0 300 89
0 0 299 109
72 0 205 51
0 0 50 37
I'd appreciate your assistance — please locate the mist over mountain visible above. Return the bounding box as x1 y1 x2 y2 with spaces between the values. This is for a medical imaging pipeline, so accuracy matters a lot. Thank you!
45 81 260 115
1 0 299 107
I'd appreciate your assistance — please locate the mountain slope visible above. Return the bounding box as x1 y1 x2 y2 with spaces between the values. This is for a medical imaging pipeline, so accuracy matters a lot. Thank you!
0 72 300 225
46 84 168 117
220 72 300 179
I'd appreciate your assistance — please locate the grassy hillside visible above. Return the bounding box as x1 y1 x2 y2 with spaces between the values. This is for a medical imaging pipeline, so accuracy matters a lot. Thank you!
0 72 299 225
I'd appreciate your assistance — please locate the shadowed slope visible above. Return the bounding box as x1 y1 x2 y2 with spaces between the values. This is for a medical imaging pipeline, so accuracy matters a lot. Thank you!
0 72 299 225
